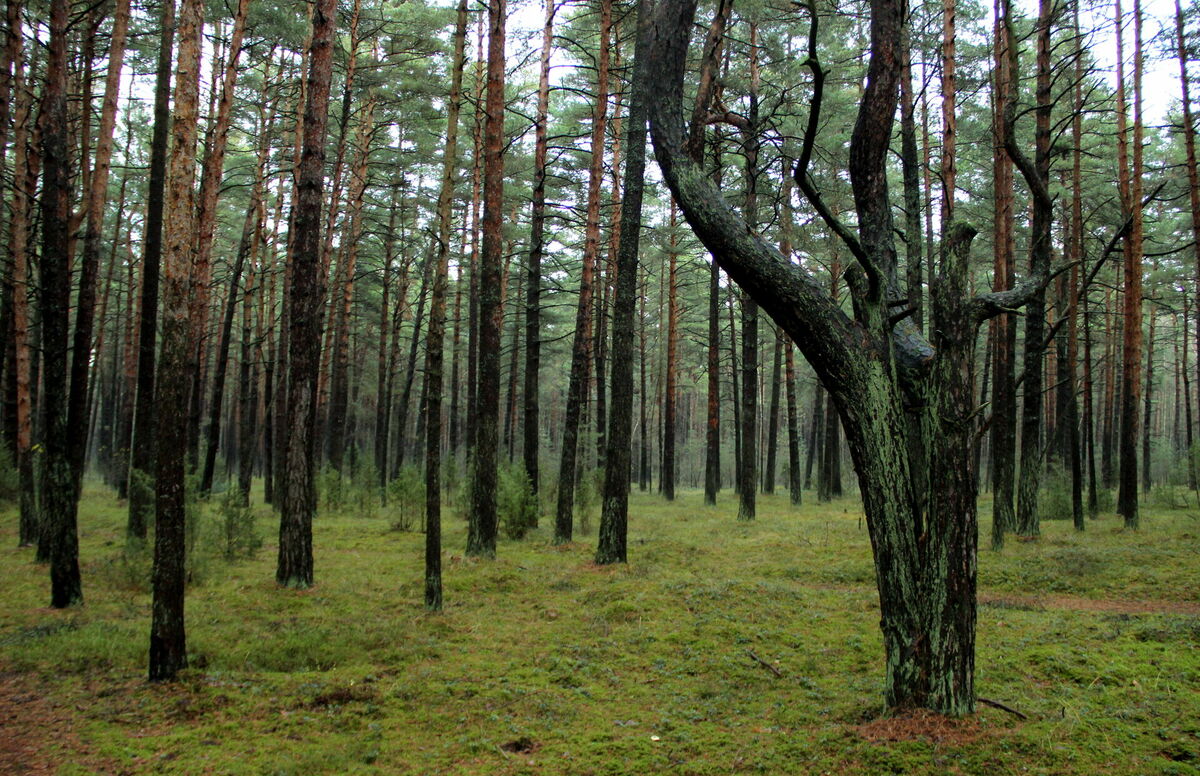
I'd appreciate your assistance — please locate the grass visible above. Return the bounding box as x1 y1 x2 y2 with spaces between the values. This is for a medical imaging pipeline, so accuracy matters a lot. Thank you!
1 482 1199 774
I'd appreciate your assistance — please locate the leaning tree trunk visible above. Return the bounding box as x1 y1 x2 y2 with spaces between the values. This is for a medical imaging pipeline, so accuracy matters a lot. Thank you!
645 0 1047 715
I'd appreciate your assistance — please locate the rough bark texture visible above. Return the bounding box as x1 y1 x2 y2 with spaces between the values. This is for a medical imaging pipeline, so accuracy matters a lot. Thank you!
523 0 555 498
128 0 176 540
424 0 468 608
467 0 506 557
663 209 679 502
553 0 609 544
596 0 650 565
989 0 1017 548
1117 0 1144 528
150 0 205 681
1004 0 1053 538
39 0 82 608
278 0 338 588
645 0 1030 715
1177 0 1200 492
10 38 35 547
68 0 130 489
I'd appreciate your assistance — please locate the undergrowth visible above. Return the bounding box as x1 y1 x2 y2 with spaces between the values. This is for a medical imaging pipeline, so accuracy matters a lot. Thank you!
1 481 1198 775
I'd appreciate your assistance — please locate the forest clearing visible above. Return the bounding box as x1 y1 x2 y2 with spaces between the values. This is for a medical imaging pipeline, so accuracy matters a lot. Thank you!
2 486 1198 775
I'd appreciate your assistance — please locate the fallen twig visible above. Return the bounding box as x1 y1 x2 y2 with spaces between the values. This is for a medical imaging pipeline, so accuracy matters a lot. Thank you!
746 649 783 678
978 696 1028 720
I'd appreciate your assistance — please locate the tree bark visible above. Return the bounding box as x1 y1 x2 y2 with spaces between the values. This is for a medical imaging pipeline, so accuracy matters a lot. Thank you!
646 0 1032 714
553 0 610 543
150 0 205 680
467 0 507 557
663 207 679 502
10 36 35 546
597 0 650 565
39 0 82 607
1004 0 1053 538
278 0 337 588
424 0 468 607
1116 0 1143 528
68 0 130 489
524 0 555 497
129 0 176 540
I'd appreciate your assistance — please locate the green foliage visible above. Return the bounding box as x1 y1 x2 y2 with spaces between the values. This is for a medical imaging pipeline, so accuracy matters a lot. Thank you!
94 538 153 593
386 465 424 532
317 463 377 516
127 467 155 532
1039 466 1074 521
498 462 538 540
317 465 347 513
574 469 601 536
0 447 17 505
217 491 263 561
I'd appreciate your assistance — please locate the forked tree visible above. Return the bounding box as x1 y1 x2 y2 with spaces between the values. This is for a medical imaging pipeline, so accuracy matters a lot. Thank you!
646 0 1051 714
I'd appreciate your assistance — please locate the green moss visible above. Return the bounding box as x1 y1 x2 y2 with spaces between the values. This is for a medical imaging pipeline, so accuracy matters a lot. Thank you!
1 485 1198 774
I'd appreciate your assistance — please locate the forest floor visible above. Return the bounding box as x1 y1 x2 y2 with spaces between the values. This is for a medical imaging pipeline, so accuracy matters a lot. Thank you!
1 481 1199 775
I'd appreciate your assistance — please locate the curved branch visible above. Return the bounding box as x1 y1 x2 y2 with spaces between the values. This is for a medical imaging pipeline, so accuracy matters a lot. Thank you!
646 0 864 392
792 1 873 290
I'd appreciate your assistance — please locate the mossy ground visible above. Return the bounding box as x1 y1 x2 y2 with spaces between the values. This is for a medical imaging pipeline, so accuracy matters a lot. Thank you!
1 483 1198 774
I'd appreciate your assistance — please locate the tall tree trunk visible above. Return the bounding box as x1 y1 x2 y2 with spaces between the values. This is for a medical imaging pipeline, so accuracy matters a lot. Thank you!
524 0 555 497
805 385 822 491
394 257 430 472
901 10 923 333
639 274 649 491
1117 0 1143 528
738 21 761 521
278 0 337 588
553 0 610 543
1142 290 1155 493
467 0 507 557
236 247 259 506
11 39 35 546
990 0 1017 548
1176 0 1200 490
596 0 649 564
1068 0 1086 528
424 0 468 608
704 255 721 505
150 0 204 680
39 0 82 607
764 328 782 494
785 340 802 505
1006 0 1053 538
188 0 251 467
68 0 130 488
327 102 376 474
663 206 679 501
129 0 176 539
